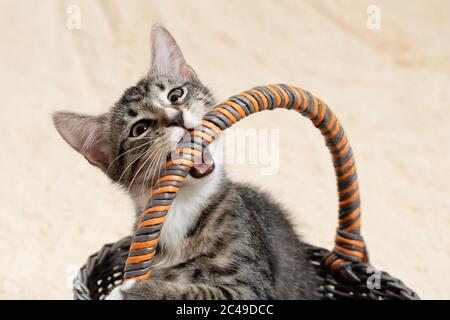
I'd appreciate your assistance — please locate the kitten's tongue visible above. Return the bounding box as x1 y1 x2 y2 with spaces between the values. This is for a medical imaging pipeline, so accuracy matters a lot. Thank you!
189 148 215 179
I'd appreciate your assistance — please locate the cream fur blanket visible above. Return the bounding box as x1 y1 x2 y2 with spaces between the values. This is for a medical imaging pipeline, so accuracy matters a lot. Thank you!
0 0 448 299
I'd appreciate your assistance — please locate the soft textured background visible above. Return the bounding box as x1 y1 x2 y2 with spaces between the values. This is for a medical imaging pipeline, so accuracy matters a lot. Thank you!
0 0 449 299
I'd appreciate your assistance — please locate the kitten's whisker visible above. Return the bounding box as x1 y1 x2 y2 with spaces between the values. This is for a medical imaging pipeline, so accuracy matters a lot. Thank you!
105 133 159 175
141 148 163 194
127 141 164 192
143 144 167 196
139 144 164 196
143 144 167 194
117 145 154 185
127 145 161 193
105 140 153 175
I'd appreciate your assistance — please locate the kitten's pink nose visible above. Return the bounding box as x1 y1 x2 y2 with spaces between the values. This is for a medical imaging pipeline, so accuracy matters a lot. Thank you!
165 109 185 128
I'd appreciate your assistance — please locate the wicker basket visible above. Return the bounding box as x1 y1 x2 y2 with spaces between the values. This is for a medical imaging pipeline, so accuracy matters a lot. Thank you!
73 237 419 300
73 84 420 300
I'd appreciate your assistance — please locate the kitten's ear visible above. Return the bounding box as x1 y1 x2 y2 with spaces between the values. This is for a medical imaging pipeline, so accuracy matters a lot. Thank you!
150 24 197 81
52 112 112 171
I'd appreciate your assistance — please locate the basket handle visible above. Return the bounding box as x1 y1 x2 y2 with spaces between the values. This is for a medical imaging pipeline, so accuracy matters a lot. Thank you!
123 84 368 282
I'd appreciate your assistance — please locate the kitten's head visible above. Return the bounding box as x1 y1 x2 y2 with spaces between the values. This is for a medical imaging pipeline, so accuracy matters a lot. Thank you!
53 25 216 197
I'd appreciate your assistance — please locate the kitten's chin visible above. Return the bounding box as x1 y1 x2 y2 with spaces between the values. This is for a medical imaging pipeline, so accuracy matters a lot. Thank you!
130 139 224 214
166 125 216 178
167 126 187 151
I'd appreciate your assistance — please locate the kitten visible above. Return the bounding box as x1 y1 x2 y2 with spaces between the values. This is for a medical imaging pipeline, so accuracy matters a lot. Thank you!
53 25 320 299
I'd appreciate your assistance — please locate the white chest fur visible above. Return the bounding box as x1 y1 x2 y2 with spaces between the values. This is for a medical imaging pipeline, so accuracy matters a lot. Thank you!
159 165 223 251
132 164 223 251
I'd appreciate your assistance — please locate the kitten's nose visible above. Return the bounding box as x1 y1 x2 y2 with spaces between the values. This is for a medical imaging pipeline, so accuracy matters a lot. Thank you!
165 109 185 128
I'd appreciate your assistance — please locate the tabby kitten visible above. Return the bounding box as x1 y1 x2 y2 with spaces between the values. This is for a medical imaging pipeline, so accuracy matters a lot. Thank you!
53 25 320 299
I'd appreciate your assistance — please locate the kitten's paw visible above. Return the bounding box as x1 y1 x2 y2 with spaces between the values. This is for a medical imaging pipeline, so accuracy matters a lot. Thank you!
105 279 136 300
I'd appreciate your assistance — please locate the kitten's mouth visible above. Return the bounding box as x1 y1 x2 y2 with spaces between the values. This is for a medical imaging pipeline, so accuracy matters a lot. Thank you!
168 124 215 179
189 147 215 179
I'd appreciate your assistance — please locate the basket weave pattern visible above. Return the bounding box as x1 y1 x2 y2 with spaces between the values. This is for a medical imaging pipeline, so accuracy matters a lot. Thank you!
74 237 419 300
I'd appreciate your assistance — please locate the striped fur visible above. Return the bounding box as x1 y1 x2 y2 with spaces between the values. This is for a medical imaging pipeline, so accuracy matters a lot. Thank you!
113 178 320 299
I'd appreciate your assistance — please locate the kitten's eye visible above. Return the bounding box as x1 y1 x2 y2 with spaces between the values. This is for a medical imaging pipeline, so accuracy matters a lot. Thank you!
167 88 184 104
130 119 156 137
